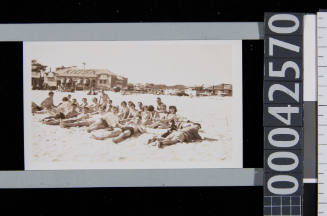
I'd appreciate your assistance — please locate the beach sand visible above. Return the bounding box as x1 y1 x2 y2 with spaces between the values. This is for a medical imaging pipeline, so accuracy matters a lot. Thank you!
26 90 237 169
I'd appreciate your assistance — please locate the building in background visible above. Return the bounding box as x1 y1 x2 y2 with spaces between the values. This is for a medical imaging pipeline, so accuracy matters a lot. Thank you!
41 67 128 91
31 60 47 89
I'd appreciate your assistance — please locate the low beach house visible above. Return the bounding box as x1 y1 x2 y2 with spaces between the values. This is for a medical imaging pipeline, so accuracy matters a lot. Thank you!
50 67 128 90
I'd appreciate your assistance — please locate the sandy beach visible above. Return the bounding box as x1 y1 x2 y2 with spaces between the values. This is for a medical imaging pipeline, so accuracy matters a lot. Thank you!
25 90 238 169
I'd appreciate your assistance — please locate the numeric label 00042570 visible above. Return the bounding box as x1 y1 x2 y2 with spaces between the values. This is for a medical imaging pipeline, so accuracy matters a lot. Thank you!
263 12 304 213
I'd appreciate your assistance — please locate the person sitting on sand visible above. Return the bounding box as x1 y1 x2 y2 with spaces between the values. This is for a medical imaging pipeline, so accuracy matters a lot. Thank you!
67 94 72 102
128 102 138 119
41 91 56 109
142 105 160 126
80 98 88 108
156 97 162 110
160 103 167 113
148 105 177 129
127 101 133 108
72 98 77 105
149 122 202 148
156 97 167 112
99 90 109 110
107 104 113 113
118 101 130 120
106 100 113 112
55 97 73 115
32 91 56 113
71 98 79 111
138 102 144 112
89 97 100 113
142 105 148 115
99 90 110 104
166 105 178 122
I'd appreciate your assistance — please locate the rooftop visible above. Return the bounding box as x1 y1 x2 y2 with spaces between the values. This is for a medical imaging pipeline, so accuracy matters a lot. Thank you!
55 68 119 78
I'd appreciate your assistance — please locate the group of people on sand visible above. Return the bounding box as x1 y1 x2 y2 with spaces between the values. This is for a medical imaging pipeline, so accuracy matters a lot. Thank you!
32 90 203 148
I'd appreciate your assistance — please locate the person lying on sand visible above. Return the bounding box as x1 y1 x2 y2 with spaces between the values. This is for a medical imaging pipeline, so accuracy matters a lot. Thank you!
59 107 97 128
42 103 80 125
148 122 202 148
91 114 146 143
86 106 120 133
147 119 178 144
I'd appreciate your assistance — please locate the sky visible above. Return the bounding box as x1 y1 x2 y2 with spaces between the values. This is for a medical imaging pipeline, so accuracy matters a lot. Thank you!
24 41 241 86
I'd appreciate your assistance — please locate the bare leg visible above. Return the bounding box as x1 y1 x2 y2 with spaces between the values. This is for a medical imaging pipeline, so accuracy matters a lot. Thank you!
156 139 179 148
147 135 158 144
148 121 160 128
87 119 107 133
60 120 94 128
112 130 132 143
91 128 122 140
43 119 60 125
62 114 89 123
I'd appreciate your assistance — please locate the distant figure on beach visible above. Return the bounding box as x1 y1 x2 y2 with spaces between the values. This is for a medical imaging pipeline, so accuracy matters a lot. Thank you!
87 87 97 95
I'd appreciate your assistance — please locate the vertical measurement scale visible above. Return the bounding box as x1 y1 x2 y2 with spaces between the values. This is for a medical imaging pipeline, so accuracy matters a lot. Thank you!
318 11 327 216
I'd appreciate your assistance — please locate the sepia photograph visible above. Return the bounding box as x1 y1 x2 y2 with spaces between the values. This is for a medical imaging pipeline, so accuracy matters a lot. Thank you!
23 40 243 170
